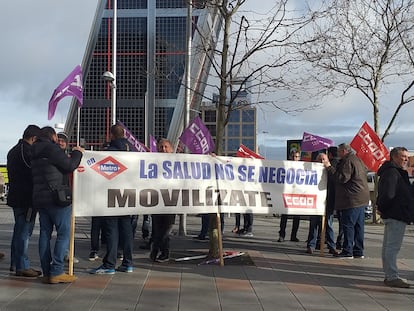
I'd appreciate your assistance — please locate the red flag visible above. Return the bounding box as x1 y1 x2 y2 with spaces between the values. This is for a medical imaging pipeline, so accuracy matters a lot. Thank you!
236 144 264 159
350 122 389 172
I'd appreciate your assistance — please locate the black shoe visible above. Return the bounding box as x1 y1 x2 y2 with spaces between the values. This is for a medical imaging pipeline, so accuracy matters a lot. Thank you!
334 252 353 259
156 253 169 263
150 248 158 262
353 255 365 259
16 268 42 277
193 235 207 240
277 237 285 242
306 247 314 254
89 251 99 261
329 248 339 255
290 237 299 242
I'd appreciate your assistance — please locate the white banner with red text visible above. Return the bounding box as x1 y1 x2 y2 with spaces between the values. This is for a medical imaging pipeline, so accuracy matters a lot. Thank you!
72 151 327 217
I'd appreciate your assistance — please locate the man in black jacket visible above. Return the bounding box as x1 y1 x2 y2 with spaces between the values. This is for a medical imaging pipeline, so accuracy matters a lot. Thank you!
7 124 41 277
377 147 414 288
150 138 176 263
31 126 83 284
89 124 134 274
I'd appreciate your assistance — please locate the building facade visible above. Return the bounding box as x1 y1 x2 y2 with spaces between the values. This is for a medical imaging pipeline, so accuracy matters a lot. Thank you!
201 85 257 157
65 0 221 149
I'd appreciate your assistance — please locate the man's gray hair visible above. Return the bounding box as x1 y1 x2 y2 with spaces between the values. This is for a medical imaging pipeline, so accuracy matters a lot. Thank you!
338 143 353 153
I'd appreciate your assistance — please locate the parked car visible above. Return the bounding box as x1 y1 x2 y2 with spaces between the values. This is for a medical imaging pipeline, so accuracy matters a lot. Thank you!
367 172 376 192
365 200 373 220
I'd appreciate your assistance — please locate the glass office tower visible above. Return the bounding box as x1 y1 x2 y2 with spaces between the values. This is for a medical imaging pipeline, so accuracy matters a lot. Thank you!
65 0 221 149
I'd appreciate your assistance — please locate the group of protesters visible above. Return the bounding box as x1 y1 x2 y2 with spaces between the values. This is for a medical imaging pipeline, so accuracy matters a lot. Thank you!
272 144 414 289
2 123 413 289
2 123 181 284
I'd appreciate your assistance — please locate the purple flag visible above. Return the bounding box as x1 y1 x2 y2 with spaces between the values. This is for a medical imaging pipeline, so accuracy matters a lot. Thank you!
149 135 157 152
117 121 149 152
301 132 334 152
48 65 83 120
179 116 215 154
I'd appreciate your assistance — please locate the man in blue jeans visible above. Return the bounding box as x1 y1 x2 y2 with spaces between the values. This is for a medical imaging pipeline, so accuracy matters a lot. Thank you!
7 125 41 277
31 126 83 284
89 124 134 274
320 143 370 259
377 147 414 288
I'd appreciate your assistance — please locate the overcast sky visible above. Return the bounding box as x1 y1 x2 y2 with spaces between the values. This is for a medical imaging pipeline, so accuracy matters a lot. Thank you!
1 0 414 164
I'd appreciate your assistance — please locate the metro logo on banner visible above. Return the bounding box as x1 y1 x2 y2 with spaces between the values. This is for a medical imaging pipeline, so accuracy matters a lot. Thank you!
236 144 264 159
91 156 127 180
350 121 389 172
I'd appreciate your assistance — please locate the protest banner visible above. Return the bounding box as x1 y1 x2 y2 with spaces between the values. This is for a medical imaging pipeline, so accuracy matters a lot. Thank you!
72 151 327 217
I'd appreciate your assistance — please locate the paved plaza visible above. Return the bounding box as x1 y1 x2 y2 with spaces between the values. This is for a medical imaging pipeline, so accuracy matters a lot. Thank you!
0 202 413 311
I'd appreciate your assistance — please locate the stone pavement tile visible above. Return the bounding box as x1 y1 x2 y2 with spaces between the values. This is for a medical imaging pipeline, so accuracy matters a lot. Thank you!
214 274 260 308
364 285 414 311
179 271 221 311
136 270 180 310
285 282 343 311
251 281 305 311
326 286 390 311
1 279 76 311
90 274 145 310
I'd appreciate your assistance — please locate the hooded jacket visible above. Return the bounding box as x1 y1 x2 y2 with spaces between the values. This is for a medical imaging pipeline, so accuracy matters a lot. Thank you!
377 160 414 224
31 137 82 208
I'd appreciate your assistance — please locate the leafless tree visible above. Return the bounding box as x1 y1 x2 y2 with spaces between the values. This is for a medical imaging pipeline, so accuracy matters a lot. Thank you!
296 0 414 222
297 0 414 140
192 0 324 258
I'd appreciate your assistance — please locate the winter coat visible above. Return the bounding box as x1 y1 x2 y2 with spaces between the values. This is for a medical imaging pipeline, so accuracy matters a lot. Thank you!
105 137 131 152
326 158 338 215
326 153 370 210
7 139 34 209
377 160 414 224
31 137 82 209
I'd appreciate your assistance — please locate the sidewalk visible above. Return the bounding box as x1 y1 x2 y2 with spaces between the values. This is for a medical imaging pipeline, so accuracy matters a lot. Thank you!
0 202 413 311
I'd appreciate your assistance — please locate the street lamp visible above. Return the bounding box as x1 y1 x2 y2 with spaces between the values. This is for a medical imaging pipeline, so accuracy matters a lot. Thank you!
103 71 116 125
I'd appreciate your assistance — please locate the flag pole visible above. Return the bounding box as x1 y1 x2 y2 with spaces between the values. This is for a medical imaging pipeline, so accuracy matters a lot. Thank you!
178 0 193 237
68 170 78 276
111 0 117 125
76 106 80 146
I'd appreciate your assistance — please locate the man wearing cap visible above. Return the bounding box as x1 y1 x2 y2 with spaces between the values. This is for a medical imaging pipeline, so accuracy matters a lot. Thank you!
7 125 42 277
57 132 69 153
57 132 80 264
